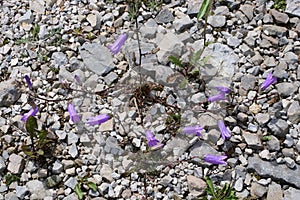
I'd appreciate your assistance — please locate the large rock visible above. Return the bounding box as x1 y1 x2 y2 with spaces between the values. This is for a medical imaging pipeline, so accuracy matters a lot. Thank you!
286 0 300 17
79 43 113 76
26 180 46 199
0 79 20 107
247 155 300 189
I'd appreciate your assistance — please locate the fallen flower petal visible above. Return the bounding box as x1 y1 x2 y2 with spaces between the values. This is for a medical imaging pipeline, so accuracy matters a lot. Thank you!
87 114 110 126
108 33 128 55
216 86 230 94
260 72 277 91
218 120 231 140
68 103 80 123
24 75 32 89
208 92 226 102
146 130 160 147
21 107 38 122
182 125 203 137
74 75 82 85
204 154 227 165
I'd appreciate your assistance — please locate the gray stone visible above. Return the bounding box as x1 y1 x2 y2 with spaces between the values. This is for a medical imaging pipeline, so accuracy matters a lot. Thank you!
276 82 297 97
156 32 184 65
103 72 118 85
242 131 262 149
263 56 277 67
67 132 78 144
4 192 18 200
227 36 241 48
52 161 63 174
240 74 256 92
55 130 66 140
251 52 264 65
263 13 273 24
80 133 91 145
207 15 226 27
267 119 289 138
187 0 203 16
68 143 78 158
286 0 300 17
247 155 300 189
160 175 172 186
255 113 270 125
51 52 68 66
284 187 300 200
186 175 206 196
140 19 158 39
46 175 62 188
288 101 300 123
234 177 244 192
104 136 124 156
26 180 46 199
87 13 101 29
267 182 282 200
100 164 113 182
267 136 280 151
15 186 29 198
18 10 33 23
270 9 289 24
250 182 267 198
79 43 113 76
0 79 21 107
30 0 45 14
263 25 287 37
173 15 194 33
285 157 296 169
284 52 298 64
64 177 78 189
240 4 254 20
7 154 25 174
155 8 174 24
189 141 219 163
0 156 6 172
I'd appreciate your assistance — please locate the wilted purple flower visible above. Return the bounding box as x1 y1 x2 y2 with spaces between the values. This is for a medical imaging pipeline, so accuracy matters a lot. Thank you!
260 72 277 91
216 86 230 94
146 130 160 147
208 92 226 102
218 120 231 140
182 125 203 137
74 75 82 85
204 154 227 165
108 33 128 55
68 103 80 123
21 107 38 122
24 75 32 89
87 114 110 126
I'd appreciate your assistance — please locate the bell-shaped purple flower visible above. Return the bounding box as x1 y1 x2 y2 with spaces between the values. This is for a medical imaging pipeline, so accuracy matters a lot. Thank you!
24 75 33 89
218 120 231 140
146 130 160 147
87 114 110 126
204 154 227 165
182 125 203 137
68 103 80 123
108 33 128 55
208 92 226 102
216 86 230 94
21 107 39 122
260 72 277 91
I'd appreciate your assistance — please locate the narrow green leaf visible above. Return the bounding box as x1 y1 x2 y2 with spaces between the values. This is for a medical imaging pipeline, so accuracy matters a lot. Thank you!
262 136 271 141
38 130 48 140
87 182 97 192
197 0 210 20
205 177 215 195
26 116 38 137
74 183 83 200
168 55 184 68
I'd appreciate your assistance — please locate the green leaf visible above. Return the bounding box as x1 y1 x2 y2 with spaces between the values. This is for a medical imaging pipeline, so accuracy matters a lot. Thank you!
205 177 215 195
38 130 48 140
21 145 35 158
168 55 184 68
87 182 97 192
74 183 83 200
262 136 271 141
26 116 38 137
197 0 210 20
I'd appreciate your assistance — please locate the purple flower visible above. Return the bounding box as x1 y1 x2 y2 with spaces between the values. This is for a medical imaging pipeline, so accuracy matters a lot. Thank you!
208 92 226 102
260 72 277 91
68 103 80 123
204 154 227 165
146 130 160 147
87 114 110 126
108 33 128 55
21 107 39 122
216 86 230 94
218 120 231 140
74 75 82 85
24 75 32 89
182 125 203 137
